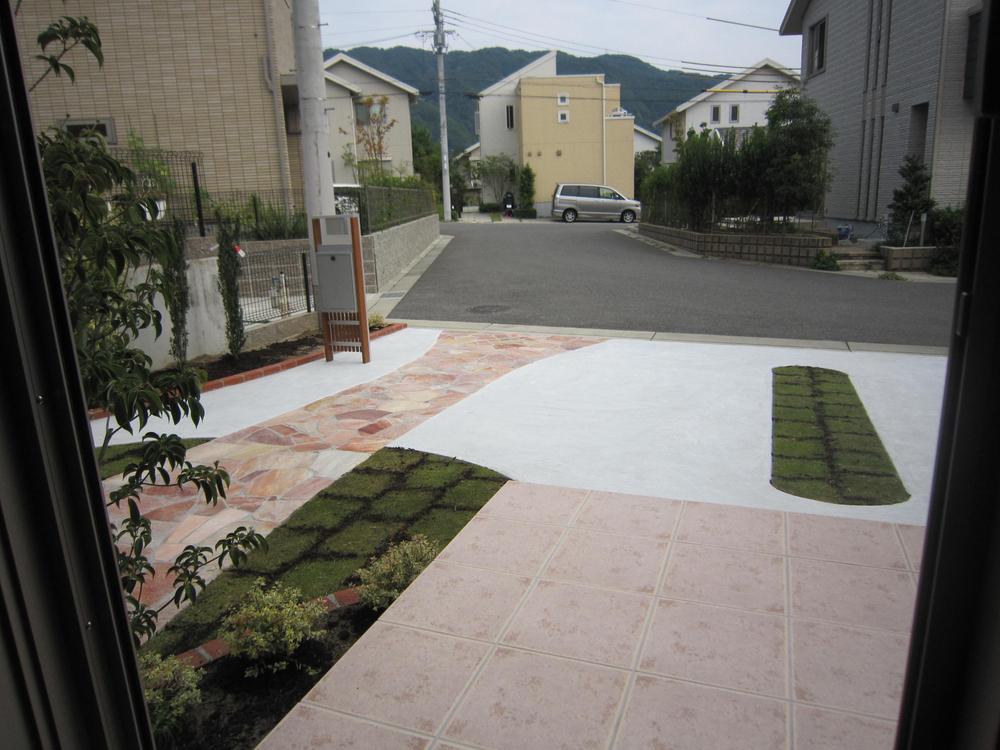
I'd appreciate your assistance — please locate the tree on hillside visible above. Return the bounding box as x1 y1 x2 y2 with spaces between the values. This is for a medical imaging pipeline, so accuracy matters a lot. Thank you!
411 123 441 185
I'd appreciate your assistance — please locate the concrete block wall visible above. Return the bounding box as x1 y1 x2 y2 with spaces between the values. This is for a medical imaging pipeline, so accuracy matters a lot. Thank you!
360 214 439 293
639 224 832 267
882 245 936 271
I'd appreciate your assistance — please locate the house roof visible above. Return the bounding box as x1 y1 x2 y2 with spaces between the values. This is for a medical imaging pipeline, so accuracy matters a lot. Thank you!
323 52 420 98
633 124 662 142
324 72 362 95
779 0 809 35
652 58 800 128
458 141 481 159
479 50 558 96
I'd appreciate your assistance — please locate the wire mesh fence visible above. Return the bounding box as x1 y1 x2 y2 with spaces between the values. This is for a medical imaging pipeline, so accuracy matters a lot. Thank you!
335 185 436 234
237 246 313 325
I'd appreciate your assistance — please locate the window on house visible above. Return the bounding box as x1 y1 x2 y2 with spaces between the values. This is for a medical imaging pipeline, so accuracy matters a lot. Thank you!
558 93 569 105
808 18 827 76
710 105 721 124
730 104 739 123
354 101 371 123
964 12 982 100
558 110 569 123
506 104 514 129
60 118 116 144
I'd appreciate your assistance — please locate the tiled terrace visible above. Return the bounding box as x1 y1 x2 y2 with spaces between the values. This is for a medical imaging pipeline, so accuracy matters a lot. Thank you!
262 482 925 749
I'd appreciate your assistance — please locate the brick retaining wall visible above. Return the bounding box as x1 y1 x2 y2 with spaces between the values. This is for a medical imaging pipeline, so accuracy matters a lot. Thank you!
881 246 936 271
639 223 833 267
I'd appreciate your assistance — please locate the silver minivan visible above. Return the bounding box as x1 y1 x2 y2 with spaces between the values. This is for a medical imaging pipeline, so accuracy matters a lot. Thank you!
551 184 641 223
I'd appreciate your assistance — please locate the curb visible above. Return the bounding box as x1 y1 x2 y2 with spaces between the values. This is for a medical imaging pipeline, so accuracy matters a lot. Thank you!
175 586 362 669
89 323 408 420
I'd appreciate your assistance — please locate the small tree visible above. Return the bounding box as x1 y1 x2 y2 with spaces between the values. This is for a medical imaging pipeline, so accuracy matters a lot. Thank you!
634 150 660 202
350 95 396 181
216 213 246 359
411 123 442 185
474 153 517 205
518 163 536 209
763 89 833 220
163 220 190 364
887 155 935 245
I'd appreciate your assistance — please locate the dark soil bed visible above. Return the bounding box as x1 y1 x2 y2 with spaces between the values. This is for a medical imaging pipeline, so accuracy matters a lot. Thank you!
194 333 324 382
170 606 378 750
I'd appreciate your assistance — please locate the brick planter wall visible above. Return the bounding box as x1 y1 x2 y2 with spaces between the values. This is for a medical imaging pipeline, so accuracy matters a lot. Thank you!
639 223 833 267
881 245 936 271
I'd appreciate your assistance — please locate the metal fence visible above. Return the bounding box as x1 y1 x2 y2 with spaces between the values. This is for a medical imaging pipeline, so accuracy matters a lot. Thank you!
644 191 819 235
335 185 437 235
237 246 313 325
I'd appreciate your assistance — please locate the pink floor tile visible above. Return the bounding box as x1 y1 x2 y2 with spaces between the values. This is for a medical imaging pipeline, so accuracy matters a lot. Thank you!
676 502 786 554
259 704 428 749
614 675 788 750
792 620 910 719
661 543 786 613
503 580 651 668
574 492 682 540
790 558 916 631
793 705 896 750
788 514 908 569
543 529 669 594
895 524 926 571
641 599 787 697
382 561 531 640
306 623 489 734
445 647 628 750
479 482 589 525
439 517 564 576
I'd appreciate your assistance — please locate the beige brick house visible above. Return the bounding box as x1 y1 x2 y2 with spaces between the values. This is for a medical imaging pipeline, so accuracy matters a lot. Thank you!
14 0 301 210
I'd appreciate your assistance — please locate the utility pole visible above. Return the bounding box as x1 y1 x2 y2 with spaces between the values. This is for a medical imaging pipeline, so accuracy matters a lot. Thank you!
433 0 452 222
292 0 335 235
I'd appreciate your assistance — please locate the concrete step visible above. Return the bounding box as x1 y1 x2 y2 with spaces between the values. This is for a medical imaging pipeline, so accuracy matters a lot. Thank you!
837 258 886 271
833 246 883 260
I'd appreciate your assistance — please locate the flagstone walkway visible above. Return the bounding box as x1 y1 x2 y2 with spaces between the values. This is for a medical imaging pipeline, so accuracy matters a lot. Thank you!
105 331 599 612
261 481 925 750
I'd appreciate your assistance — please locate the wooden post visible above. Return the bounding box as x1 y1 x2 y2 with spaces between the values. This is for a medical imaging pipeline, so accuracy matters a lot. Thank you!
312 217 333 362
351 215 372 363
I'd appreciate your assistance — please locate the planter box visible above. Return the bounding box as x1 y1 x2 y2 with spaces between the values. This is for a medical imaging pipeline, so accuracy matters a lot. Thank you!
881 245 936 271
638 224 832 268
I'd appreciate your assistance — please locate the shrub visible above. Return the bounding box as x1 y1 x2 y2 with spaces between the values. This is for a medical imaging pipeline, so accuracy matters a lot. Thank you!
368 312 387 330
216 212 245 358
930 205 964 248
138 652 201 741
518 163 536 209
358 535 441 611
887 156 935 245
219 578 324 678
479 202 501 213
929 246 959 277
513 207 537 219
811 250 840 271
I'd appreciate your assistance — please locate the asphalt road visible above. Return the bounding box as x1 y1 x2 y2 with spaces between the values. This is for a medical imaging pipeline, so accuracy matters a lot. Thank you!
389 222 956 346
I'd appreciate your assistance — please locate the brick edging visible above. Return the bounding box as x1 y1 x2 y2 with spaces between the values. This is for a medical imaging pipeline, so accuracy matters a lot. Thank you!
88 323 408 420
175 586 362 669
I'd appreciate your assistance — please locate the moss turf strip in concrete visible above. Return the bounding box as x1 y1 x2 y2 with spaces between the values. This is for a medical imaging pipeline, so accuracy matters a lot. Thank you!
97 438 212 480
771 366 909 505
146 448 507 656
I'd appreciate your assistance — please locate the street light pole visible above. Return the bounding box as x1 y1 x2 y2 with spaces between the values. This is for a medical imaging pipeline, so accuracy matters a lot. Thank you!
433 0 452 222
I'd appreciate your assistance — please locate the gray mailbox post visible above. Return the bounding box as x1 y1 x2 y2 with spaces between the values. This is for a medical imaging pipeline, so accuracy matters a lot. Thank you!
311 214 370 362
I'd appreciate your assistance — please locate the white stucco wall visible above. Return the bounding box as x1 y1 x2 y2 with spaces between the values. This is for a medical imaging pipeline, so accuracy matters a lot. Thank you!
479 52 557 162
633 128 661 154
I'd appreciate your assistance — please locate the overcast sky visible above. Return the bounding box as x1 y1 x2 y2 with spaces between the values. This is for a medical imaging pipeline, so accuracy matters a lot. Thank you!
317 0 802 75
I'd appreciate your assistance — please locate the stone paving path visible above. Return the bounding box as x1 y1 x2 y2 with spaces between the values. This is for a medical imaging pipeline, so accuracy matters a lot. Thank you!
104 331 599 612
262 481 926 750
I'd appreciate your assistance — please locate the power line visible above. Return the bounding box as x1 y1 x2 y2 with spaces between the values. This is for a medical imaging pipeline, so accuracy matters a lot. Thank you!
603 0 779 31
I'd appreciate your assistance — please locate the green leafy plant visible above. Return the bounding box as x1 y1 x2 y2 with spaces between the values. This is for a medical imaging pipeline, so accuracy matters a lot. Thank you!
368 312 387 330
358 535 441 611
127 131 176 199
474 154 518 205
634 149 661 203
39 129 266 643
220 578 324 678
518 163 536 210
811 250 840 271
216 213 246 358
878 271 907 281
29 14 103 91
887 156 935 246
513 207 537 219
138 652 201 742
163 220 190 364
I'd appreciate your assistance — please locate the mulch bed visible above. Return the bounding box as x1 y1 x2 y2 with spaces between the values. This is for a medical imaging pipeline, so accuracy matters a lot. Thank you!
172 606 378 750
195 334 325 382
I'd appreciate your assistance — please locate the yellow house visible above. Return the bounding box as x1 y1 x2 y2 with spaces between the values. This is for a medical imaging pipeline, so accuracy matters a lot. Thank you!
477 52 634 212
517 75 634 209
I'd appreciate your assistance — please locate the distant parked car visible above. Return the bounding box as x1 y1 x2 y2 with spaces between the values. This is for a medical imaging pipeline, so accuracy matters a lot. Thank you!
551 183 641 224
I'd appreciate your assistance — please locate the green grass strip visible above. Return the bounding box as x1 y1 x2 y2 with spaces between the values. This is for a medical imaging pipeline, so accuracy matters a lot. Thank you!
146 448 507 656
771 366 909 506
97 438 212 479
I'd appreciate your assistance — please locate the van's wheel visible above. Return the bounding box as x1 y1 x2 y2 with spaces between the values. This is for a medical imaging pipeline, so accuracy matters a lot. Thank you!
621 210 636 224
562 208 578 223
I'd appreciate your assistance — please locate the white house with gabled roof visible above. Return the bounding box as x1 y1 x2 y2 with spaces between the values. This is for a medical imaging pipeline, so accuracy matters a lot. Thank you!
634 124 662 155
322 52 420 181
653 58 799 164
